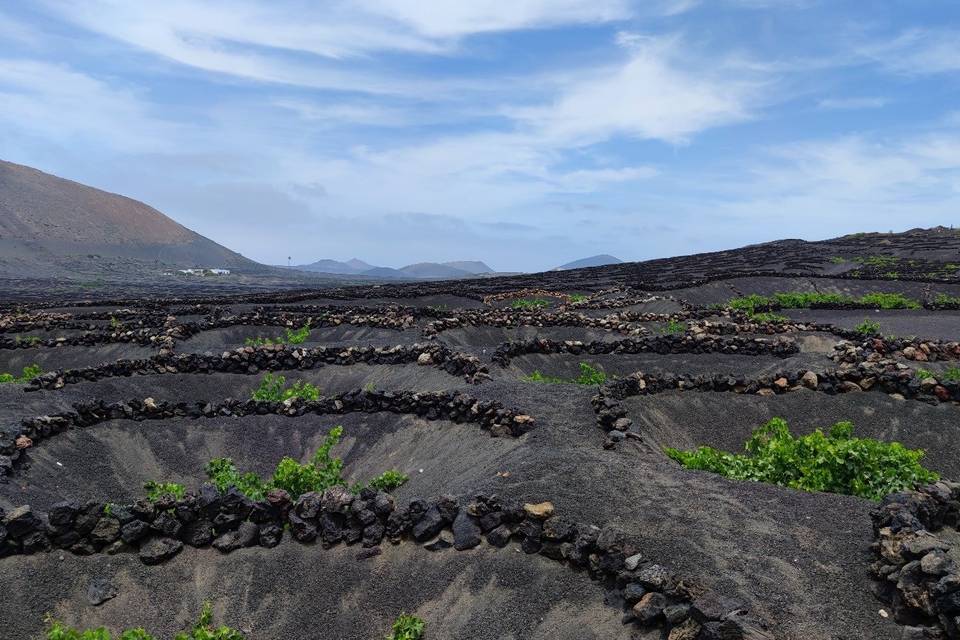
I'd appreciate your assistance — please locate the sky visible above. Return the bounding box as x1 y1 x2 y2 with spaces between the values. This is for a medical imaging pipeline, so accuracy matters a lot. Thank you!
1 1 958 272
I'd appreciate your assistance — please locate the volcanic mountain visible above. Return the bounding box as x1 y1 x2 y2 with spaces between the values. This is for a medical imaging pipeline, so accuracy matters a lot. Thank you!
0 159 260 278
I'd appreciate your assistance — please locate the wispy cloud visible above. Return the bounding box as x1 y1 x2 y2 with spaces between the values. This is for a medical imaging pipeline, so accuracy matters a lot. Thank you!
818 97 888 110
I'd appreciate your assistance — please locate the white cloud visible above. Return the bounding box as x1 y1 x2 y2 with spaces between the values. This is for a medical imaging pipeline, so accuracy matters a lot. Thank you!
0 58 177 152
549 166 658 192
818 97 888 110
862 29 960 75
513 36 757 145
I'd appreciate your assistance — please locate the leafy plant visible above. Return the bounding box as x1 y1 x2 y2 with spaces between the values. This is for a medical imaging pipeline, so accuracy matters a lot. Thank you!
915 368 934 380
661 320 686 334
510 298 550 310
857 292 919 309
749 312 788 324
45 603 244 640
14 335 42 346
829 256 847 264
143 481 186 502
109 315 121 330
387 614 425 640
942 366 960 382
244 323 311 347
933 293 960 306
524 362 606 385
855 318 881 336
568 294 588 303
250 373 320 402
205 458 270 501
0 363 42 384
728 291 920 312
366 470 409 492
666 418 938 500
574 362 607 385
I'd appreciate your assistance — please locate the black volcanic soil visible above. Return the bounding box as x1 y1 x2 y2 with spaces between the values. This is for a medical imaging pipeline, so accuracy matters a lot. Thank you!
2 228 960 640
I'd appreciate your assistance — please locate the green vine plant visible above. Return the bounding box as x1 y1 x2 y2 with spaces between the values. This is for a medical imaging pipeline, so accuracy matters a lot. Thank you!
854 318 881 336
204 426 408 500
0 363 42 384
45 603 244 639
666 417 938 501
524 362 607 386
386 614 425 640
244 323 312 347
250 373 321 402
510 298 550 310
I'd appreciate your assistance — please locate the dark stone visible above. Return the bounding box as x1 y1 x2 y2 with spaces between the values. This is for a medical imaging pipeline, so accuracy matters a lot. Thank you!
20 530 50 553
120 520 150 545
87 577 118 606
294 492 323 520
90 516 121 546
288 513 317 543
138 537 183 565
636 563 672 591
542 517 575 542
73 502 104 536
664 604 691 625
372 492 395 516
259 523 283 548
4 505 42 539
938 589 960 615
486 524 511 548
424 531 453 551
632 592 667 624
182 519 215 547
356 547 382 560
150 512 182 538
212 511 242 532
248 500 279 523
452 510 482 550
411 506 445 542
319 512 346 546
362 522 385 547
47 501 79 528
623 582 647 604
477 510 503 533
213 522 259 553
692 593 742 623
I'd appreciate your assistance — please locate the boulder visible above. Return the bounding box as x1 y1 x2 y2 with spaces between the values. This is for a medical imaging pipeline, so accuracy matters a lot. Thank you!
138 537 183 565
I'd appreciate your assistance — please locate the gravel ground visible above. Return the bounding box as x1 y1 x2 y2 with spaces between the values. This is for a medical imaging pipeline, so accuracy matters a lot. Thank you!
2 278 959 639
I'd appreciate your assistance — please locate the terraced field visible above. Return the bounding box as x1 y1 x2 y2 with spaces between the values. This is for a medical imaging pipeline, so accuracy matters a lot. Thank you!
2 232 960 639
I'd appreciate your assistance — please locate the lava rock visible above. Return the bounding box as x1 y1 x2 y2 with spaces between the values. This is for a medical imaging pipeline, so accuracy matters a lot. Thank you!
138 537 183 565
452 510 482 550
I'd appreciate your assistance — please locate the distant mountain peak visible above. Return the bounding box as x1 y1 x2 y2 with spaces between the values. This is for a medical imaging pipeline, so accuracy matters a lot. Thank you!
553 254 623 271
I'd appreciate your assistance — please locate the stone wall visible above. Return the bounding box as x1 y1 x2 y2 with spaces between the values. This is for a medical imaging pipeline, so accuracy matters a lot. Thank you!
0 490 772 638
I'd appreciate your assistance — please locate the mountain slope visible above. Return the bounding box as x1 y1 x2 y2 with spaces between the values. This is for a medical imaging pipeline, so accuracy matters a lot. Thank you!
553 254 623 270
0 159 260 276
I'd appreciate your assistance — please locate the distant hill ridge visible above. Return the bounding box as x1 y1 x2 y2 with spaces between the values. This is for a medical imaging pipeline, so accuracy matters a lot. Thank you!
288 258 495 280
0 159 259 276
553 254 623 270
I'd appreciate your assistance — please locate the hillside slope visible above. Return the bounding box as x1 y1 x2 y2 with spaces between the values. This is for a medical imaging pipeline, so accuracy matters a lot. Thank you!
0 160 260 277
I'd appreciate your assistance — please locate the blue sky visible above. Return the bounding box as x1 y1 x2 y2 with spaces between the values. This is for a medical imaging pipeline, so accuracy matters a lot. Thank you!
1 1 958 271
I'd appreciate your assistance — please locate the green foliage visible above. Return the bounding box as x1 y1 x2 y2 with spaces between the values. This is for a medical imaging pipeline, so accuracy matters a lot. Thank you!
15 335 42 346
728 291 920 312
942 367 960 382
206 426 347 500
510 298 550 310
855 318 882 336
244 323 311 347
916 368 934 380
109 315 121 330
574 362 607 385
568 294 588 303
250 373 321 402
524 362 606 385
749 312 788 324
205 458 269 501
933 293 960 306
366 470 409 492
829 256 847 264
364 382 377 392
387 614 425 640
665 418 938 500
46 604 244 640
661 320 686 334
143 481 186 502
852 255 899 269
0 363 42 384
523 370 566 384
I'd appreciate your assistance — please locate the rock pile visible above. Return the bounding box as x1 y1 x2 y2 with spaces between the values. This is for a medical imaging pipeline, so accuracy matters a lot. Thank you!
27 343 490 390
0 491 772 637
871 482 960 638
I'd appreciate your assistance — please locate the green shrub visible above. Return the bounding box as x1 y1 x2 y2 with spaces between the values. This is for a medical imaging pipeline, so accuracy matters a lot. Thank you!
857 292 920 309
568 294 588 303
14 335 42 346
524 362 606 385
855 319 881 336
143 481 186 502
250 373 320 402
916 368 934 380
942 367 960 382
574 362 607 385
244 323 311 347
366 470 409 492
728 291 920 312
934 293 960 306
661 320 686 334
387 614 425 640
46 603 244 640
666 418 938 500
0 363 42 384
511 298 550 310
749 312 788 324
207 426 345 500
